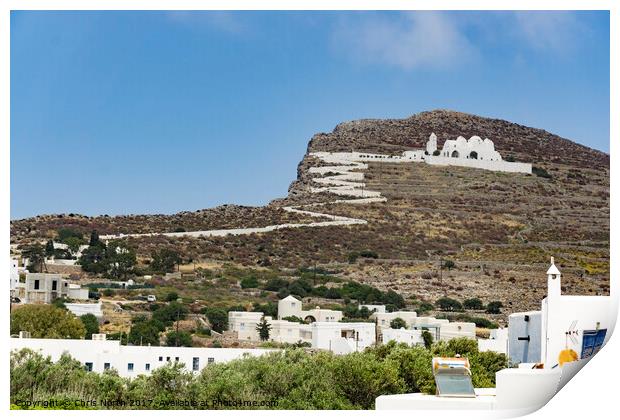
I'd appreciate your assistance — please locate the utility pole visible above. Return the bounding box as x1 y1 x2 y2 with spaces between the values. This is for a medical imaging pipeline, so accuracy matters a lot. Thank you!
175 306 180 347
439 256 443 283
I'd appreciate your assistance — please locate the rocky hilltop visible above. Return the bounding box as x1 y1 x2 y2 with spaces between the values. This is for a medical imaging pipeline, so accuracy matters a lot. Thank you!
284 110 608 201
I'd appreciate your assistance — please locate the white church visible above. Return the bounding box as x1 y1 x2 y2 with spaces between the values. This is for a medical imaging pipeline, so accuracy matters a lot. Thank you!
406 133 532 173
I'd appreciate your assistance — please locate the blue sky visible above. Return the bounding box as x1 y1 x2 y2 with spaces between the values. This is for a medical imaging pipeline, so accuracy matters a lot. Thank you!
11 11 609 219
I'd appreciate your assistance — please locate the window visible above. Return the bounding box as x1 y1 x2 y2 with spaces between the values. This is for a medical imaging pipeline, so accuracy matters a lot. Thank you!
52 280 57 291
192 357 200 371
145 363 150 371
128 363 134 372
166 356 171 361
175 357 179 362
104 362 111 370
33 280 40 290
207 357 215 364
85 362 93 372
158 356 163 361
581 329 607 359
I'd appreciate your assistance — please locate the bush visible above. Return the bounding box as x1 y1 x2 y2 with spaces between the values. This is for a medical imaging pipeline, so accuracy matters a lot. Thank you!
486 301 503 314
435 297 463 312
240 276 259 289
442 260 456 270
264 278 289 292
532 166 552 179
80 313 100 339
416 302 434 314
325 288 342 299
390 317 407 329
203 308 227 333
11 305 85 339
165 292 179 302
166 331 193 347
152 302 188 326
463 298 484 310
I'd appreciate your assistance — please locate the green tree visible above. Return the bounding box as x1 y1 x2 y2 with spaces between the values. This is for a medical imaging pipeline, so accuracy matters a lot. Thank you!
203 308 227 333
166 331 193 347
150 249 182 274
128 319 164 345
78 244 107 274
240 276 259 289
153 302 188 326
80 313 100 339
64 236 84 254
11 305 85 338
255 317 272 341
486 301 503 314
88 230 101 247
21 244 46 272
384 290 406 308
435 297 463 312
106 240 137 280
390 317 407 329
57 227 84 242
442 259 456 271
421 330 434 349
463 298 484 310
165 292 179 302
45 240 55 257
416 302 434 315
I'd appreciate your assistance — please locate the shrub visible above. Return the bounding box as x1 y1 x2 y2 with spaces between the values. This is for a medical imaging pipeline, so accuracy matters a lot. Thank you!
80 313 99 339
264 278 289 291
240 276 259 289
442 260 456 270
11 305 85 339
435 297 463 312
416 302 434 314
486 301 503 314
390 317 407 329
463 298 484 310
532 166 552 179
165 292 179 302
203 308 228 333
166 331 193 347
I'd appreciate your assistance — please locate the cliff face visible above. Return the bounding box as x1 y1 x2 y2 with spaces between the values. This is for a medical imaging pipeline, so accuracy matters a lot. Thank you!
282 109 608 201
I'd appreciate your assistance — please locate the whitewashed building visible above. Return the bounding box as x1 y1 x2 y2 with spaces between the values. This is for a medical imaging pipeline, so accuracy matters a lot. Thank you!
371 310 419 331
359 304 386 313
277 295 343 322
310 322 376 354
382 328 424 346
478 328 509 354
10 335 273 378
228 311 266 342
13 273 89 304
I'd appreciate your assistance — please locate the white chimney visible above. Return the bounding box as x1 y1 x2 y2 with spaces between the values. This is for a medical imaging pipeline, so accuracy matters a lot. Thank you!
546 257 562 299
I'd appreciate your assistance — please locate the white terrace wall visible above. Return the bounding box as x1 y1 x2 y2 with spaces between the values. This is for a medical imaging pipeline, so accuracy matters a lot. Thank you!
425 155 532 174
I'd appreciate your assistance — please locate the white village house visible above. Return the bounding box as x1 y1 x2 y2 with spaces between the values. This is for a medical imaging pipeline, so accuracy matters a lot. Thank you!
12 272 89 304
